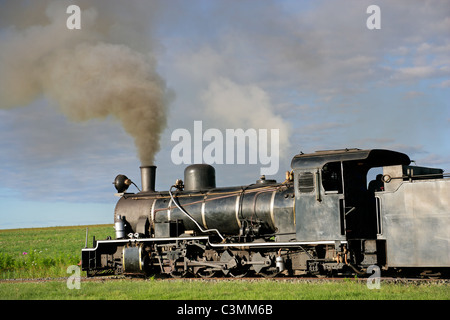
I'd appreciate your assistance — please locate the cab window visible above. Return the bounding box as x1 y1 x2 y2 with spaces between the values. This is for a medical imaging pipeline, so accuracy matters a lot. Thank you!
322 162 343 193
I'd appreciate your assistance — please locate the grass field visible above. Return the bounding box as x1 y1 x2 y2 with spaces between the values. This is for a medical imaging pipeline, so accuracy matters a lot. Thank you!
1 278 449 300
0 224 113 279
0 225 449 300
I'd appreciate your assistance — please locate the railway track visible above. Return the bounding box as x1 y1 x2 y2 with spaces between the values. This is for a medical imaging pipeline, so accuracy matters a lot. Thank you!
1 275 449 285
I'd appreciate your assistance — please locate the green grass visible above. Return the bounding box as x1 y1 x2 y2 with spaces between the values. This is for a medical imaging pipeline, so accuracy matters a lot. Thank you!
0 278 449 300
0 224 114 279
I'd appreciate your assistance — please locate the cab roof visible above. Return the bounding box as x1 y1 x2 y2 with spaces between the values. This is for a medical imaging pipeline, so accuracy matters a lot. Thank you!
291 148 411 169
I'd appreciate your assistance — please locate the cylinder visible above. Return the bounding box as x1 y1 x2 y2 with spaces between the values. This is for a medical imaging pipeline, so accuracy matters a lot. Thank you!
184 164 216 191
122 245 145 274
140 165 156 192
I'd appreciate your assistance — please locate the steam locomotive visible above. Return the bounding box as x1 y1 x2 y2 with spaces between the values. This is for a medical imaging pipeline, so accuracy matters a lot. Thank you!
81 148 450 278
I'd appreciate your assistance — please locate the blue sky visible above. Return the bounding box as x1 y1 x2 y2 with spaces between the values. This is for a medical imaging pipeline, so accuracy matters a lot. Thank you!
0 0 449 229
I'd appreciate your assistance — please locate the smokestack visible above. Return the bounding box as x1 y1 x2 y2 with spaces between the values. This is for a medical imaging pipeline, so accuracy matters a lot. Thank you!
140 165 156 192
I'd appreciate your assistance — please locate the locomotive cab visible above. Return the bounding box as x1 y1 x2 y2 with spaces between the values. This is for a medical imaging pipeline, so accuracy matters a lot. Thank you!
291 149 411 243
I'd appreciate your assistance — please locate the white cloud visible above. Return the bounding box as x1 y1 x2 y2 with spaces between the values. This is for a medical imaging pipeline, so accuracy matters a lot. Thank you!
436 79 450 88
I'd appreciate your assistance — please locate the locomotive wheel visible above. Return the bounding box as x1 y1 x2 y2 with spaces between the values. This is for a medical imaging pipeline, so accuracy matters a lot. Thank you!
168 256 189 278
228 267 249 278
197 269 219 278
169 263 190 278
258 268 280 278
170 271 189 278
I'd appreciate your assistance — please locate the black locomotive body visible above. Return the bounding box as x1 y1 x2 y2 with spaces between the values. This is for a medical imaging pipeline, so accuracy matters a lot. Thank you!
81 148 450 278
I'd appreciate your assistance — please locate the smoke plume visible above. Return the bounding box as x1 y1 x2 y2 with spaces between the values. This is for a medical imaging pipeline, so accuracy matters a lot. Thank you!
0 1 170 165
